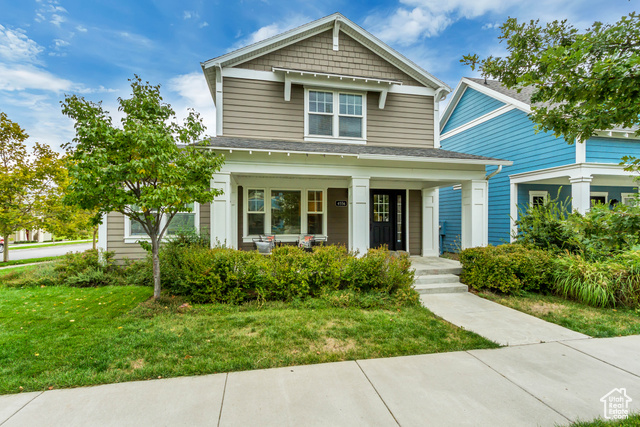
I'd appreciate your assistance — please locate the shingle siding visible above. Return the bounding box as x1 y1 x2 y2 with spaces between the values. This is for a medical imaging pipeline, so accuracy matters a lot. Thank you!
441 88 506 134
235 30 422 86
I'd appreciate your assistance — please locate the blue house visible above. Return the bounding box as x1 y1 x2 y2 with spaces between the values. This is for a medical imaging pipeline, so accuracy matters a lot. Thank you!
438 77 639 252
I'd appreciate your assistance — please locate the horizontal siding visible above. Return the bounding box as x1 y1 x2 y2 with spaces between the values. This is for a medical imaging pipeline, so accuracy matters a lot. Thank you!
442 88 506 134
235 30 423 86
408 190 422 255
106 212 148 261
585 137 640 164
439 186 461 252
200 203 210 233
327 188 349 246
223 78 304 140
368 93 434 148
439 108 575 248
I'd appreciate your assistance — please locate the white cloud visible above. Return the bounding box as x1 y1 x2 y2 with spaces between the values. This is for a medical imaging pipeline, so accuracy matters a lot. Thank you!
482 22 501 30
167 72 216 135
0 63 74 92
183 10 198 20
76 25 88 33
35 0 69 27
199 22 209 29
0 25 44 63
232 15 310 50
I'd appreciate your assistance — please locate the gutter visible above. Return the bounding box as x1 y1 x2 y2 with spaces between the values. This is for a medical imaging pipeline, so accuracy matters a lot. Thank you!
485 165 502 180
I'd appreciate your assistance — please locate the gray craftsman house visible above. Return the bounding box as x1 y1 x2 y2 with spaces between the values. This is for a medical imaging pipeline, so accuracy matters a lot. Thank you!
98 13 509 259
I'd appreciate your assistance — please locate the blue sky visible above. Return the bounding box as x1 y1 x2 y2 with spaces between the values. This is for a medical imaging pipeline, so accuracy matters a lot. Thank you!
1 0 636 149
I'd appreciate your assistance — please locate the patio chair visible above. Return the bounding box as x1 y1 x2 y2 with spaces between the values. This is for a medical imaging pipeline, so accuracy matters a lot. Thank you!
252 234 279 254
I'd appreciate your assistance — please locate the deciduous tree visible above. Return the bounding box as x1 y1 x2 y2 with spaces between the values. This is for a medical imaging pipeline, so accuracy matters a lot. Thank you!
61 76 224 299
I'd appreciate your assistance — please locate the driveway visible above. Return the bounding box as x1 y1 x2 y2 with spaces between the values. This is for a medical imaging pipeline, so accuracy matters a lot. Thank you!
5 243 92 261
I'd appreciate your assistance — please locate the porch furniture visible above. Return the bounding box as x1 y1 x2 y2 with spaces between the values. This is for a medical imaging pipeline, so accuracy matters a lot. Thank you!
297 235 327 251
252 234 280 254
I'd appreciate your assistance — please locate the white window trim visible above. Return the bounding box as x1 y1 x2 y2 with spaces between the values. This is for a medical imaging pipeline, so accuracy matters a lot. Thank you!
622 192 638 207
590 192 609 204
304 87 367 143
529 190 549 207
243 186 327 242
124 203 200 244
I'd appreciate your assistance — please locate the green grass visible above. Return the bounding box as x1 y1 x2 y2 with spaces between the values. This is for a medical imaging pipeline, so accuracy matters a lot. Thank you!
0 256 63 268
0 285 498 395
479 291 640 337
9 240 91 251
567 414 640 426
0 264 42 278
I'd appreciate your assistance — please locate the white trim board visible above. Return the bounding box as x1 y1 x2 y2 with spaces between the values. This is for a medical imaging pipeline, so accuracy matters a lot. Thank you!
509 162 633 185
440 105 516 140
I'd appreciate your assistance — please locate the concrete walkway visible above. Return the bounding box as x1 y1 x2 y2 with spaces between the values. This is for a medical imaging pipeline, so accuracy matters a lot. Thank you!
2 336 639 426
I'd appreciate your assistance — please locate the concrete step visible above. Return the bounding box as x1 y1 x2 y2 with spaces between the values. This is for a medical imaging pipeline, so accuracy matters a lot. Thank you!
414 267 463 276
414 274 461 285
413 282 469 294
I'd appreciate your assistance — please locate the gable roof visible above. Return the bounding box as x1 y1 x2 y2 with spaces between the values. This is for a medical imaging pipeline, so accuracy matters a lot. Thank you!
201 13 449 92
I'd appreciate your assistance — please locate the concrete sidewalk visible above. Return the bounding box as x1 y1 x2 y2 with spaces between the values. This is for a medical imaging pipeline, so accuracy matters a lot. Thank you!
2 336 639 426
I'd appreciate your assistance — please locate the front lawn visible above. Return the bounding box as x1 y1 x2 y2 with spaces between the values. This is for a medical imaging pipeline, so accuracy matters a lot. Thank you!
479 291 640 337
569 414 640 426
0 285 498 395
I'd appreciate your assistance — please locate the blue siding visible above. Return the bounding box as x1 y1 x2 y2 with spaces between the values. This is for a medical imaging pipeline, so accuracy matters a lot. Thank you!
586 137 640 164
518 185 572 211
439 108 575 248
440 186 461 252
442 88 505 134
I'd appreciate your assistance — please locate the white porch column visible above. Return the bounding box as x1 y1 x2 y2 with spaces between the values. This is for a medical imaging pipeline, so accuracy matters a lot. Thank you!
211 172 233 248
97 213 108 252
509 181 518 242
229 177 238 249
570 176 592 214
421 188 439 256
349 176 370 255
461 179 488 249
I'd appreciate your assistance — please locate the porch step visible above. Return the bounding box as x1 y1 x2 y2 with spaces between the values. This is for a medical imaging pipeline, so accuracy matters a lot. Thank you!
413 266 463 276
413 282 468 294
414 274 461 285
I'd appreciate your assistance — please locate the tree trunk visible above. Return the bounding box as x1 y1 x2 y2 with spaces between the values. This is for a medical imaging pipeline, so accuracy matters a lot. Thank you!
92 227 97 250
2 235 8 263
152 236 161 299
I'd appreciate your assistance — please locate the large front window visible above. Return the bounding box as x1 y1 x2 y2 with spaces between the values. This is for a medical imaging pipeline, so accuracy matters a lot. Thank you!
306 89 365 141
245 187 325 237
125 203 199 241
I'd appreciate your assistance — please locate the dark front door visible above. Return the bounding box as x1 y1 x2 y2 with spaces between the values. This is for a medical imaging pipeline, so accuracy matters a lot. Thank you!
370 190 405 251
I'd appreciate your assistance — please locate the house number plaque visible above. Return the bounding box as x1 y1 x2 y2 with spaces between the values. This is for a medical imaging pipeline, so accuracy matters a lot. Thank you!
335 201 347 207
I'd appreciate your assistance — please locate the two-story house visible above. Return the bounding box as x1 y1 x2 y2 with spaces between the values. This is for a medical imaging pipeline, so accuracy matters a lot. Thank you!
98 14 510 260
439 77 639 252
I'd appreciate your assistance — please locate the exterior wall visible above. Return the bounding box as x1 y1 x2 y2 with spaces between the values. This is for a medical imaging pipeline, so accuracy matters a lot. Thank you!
408 190 422 255
106 212 147 261
326 188 349 246
585 137 640 163
518 184 637 210
235 30 422 86
223 78 304 140
223 78 435 148
439 186 462 252
367 92 434 148
200 203 210 234
439 108 575 247
442 88 505 134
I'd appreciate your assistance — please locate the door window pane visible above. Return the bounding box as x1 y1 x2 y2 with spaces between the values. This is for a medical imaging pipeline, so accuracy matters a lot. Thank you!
373 194 390 222
396 194 402 243
271 190 301 234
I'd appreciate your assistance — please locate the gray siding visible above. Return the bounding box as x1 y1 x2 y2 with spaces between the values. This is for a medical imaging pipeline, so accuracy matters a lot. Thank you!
106 212 147 261
408 190 422 255
223 78 304 140
200 203 210 234
327 188 349 246
236 30 422 86
368 92 434 148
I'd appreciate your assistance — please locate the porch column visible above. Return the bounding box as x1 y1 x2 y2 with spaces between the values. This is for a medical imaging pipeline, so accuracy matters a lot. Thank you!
211 172 233 248
461 179 488 249
570 176 592 214
509 181 518 242
349 176 370 255
421 188 439 256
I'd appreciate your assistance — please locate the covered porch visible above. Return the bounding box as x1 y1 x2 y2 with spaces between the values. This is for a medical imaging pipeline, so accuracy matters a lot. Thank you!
206 137 510 255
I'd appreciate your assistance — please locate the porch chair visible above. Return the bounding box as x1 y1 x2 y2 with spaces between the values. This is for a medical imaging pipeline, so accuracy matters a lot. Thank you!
252 234 279 254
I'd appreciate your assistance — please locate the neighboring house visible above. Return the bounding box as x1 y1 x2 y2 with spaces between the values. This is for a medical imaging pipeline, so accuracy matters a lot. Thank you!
12 228 53 243
98 14 510 260
439 77 639 252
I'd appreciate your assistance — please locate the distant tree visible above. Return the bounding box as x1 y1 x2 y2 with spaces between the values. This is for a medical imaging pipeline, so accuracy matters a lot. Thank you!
0 112 63 262
61 76 224 299
462 13 640 169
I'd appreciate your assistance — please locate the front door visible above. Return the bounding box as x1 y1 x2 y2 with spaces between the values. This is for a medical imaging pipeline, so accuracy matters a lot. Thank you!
370 190 405 251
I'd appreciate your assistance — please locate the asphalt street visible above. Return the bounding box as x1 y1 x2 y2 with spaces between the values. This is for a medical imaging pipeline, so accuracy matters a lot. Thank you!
3 243 92 261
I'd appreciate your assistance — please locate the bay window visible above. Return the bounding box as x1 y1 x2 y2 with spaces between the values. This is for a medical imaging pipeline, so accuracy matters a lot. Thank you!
306 89 366 141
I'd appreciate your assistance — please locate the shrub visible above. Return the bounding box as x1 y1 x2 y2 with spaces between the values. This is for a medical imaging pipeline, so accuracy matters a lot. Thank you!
459 244 554 294
159 241 416 305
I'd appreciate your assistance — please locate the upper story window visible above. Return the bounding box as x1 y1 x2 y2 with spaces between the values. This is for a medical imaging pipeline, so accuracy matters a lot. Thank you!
305 89 366 143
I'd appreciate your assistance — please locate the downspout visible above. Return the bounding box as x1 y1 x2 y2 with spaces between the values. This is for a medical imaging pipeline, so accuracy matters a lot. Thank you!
433 88 447 149
485 165 502 180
